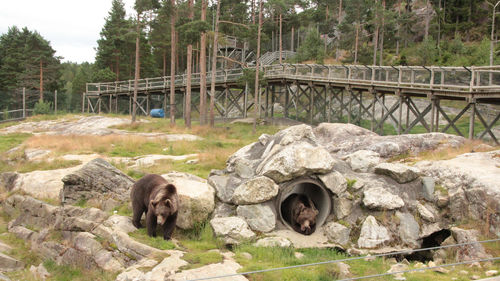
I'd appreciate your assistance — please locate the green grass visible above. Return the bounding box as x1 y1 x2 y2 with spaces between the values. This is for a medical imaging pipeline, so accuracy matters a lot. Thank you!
111 201 133 217
129 228 176 250
177 221 223 252
0 133 31 154
181 251 223 270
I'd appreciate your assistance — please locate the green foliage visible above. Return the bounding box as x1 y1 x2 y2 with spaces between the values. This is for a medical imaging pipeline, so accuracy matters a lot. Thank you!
295 29 325 63
346 178 357 190
237 68 267 93
181 251 223 270
178 20 211 45
33 100 52 115
91 67 116 83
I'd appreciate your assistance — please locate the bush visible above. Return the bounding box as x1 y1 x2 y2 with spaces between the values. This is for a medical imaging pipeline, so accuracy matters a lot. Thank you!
33 100 52 115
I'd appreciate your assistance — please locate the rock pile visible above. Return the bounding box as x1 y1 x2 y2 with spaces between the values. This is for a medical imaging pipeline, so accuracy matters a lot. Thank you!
207 123 496 256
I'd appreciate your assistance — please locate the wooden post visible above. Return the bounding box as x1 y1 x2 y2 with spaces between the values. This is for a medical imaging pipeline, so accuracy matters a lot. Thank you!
109 94 112 114
82 93 85 113
98 97 101 114
435 99 440 131
54 90 57 114
22 88 26 118
348 89 352 124
371 91 376 132
430 96 436 132
469 100 476 139
244 82 248 118
398 92 403 135
129 96 132 115
327 86 331 123
310 85 314 124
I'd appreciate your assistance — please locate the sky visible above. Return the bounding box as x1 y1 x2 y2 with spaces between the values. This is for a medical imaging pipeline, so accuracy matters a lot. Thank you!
0 0 136 64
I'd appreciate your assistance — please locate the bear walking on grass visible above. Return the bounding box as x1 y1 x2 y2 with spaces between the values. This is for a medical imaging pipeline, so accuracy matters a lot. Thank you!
131 174 179 240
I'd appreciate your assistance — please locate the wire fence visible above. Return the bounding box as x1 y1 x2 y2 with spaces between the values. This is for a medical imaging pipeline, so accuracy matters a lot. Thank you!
185 238 500 281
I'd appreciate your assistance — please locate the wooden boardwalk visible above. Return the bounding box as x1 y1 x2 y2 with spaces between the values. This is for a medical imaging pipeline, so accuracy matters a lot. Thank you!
86 64 500 144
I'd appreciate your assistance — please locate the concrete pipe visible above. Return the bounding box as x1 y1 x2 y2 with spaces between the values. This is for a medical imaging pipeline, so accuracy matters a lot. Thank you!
277 177 332 234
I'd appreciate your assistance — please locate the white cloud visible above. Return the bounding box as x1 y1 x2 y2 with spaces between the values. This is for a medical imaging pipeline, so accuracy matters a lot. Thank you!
0 0 136 63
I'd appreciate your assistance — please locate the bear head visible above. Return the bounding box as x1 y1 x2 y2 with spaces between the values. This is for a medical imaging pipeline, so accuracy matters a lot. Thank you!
150 184 178 225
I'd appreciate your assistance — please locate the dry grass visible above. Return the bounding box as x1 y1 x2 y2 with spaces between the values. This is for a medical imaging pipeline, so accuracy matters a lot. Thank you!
410 140 498 163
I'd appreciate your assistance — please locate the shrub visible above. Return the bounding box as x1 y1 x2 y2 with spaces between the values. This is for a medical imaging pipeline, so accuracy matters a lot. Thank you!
34 100 52 115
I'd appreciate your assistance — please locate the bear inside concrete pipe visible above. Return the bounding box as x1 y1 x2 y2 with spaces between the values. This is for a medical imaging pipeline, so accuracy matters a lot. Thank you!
277 177 331 235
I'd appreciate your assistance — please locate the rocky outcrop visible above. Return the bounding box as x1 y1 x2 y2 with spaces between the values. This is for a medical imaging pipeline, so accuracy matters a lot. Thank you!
161 172 215 229
236 203 276 233
374 163 420 184
61 158 134 210
232 176 279 205
357 216 391 249
210 217 256 244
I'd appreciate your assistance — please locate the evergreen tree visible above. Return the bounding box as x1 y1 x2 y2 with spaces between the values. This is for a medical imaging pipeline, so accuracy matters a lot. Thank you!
95 0 134 81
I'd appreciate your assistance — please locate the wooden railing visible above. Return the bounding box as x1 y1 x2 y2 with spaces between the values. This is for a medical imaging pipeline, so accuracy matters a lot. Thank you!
87 64 500 96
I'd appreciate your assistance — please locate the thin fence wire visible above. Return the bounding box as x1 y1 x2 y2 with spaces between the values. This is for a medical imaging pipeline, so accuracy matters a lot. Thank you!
185 238 500 281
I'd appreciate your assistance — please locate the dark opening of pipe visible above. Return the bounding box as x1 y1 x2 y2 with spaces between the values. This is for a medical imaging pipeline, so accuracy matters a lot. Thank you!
277 177 331 235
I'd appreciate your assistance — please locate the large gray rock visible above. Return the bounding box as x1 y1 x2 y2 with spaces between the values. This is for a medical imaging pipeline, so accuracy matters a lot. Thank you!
319 171 347 196
374 163 420 184
451 227 491 261
416 203 436 223
333 197 353 219
212 202 236 218
254 237 292 247
421 177 435 201
343 150 381 173
60 158 134 208
144 251 188 281
208 174 240 203
396 212 421 247
232 176 279 205
210 217 256 244
236 203 276 233
362 186 404 210
258 142 335 183
313 123 377 151
162 172 215 229
323 222 351 246
166 260 248 281
357 216 391 249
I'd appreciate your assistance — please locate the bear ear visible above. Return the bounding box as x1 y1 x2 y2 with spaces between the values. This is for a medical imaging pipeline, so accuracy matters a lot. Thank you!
165 184 176 194
165 199 172 208
151 199 160 208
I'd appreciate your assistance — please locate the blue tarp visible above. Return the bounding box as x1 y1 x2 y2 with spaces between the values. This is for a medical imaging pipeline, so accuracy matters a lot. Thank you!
150 108 165 118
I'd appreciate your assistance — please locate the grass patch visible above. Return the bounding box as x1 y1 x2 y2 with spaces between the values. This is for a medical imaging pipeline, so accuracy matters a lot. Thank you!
0 133 31 154
38 259 117 281
111 201 132 217
129 228 176 250
177 221 222 252
181 251 223 270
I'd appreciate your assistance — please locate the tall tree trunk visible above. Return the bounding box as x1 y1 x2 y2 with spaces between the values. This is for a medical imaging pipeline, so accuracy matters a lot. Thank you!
396 0 401 56
170 0 176 126
253 0 263 134
132 14 141 123
252 0 256 24
185 0 193 128
437 0 441 46
279 13 283 64
115 54 120 81
163 49 167 76
209 0 221 127
39 60 44 101
337 0 343 60
354 23 359 64
372 0 379 66
339 0 342 20
199 0 207 125
379 0 386 66
291 26 295 52
425 0 430 40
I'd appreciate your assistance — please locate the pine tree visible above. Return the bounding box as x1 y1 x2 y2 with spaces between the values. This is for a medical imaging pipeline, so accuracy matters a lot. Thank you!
95 0 133 81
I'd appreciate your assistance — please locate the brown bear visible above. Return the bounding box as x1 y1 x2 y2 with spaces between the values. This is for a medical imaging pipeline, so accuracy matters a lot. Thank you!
284 194 319 235
131 174 178 240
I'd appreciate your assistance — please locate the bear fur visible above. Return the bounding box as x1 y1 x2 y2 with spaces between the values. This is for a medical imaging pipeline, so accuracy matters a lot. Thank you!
131 174 179 240
284 194 319 235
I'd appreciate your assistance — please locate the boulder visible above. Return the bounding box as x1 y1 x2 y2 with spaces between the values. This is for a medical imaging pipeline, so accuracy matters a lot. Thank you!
357 216 391 249
29 263 50 280
313 123 377 152
343 150 381 173
258 142 335 183
162 172 215 229
60 158 134 208
333 197 353 219
421 177 435 201
103 215 137 234
232 176 279 205
374 163 420 183
145 251 188 280
451 227 491 261
212 202 236 218
208 174 240 203
210 217 256 244
116 268 145 281
254 237 292 248
319 171 347 196
396 212 421 247
0 253 24 272
323 222 351 246
166 260 248 281
236 203 276 233
416 203 435 222
363 186 404 210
